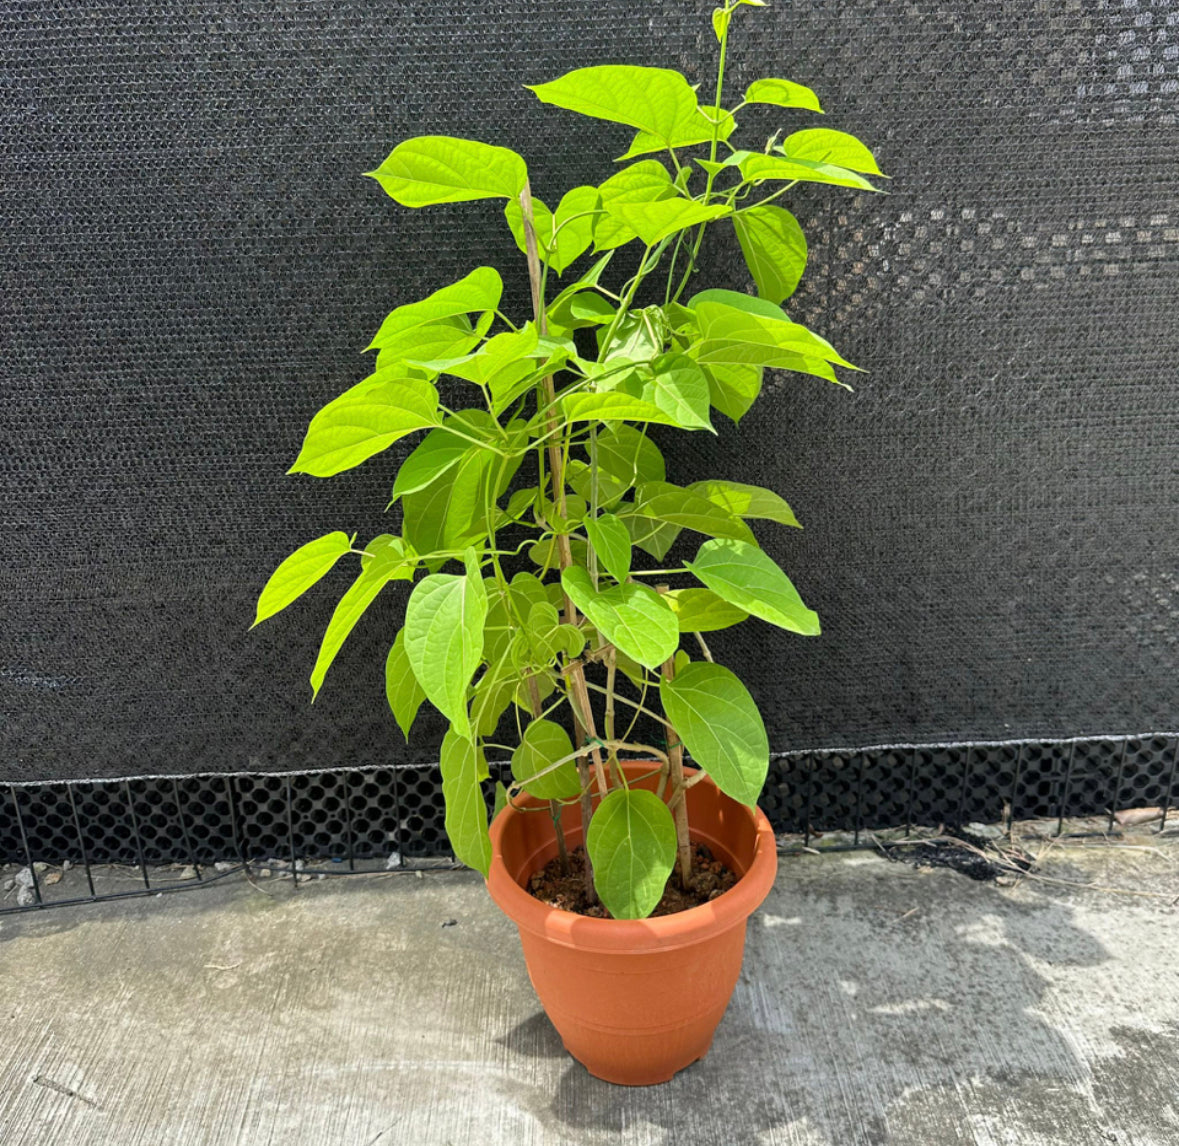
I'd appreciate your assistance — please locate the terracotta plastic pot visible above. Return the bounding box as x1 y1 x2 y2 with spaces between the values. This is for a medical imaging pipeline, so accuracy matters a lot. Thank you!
487 761 778 1085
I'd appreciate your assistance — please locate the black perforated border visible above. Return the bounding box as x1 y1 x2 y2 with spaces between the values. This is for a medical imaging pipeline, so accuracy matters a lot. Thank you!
2 733 1176 914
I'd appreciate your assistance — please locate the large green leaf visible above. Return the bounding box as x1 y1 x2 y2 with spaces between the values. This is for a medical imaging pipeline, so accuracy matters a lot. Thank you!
782 128 882 175
692 301 855 376
511 718 581 800
528 65 705 150
561 566 679 669
385 628 426 740
605 198 731 247
622 511 681 563
440 730 492 876
584 512 632 584
444 325 539 388
367 267 503 357
253 532 353 627
389 428 473 502
733 205 807 304
743 77 823 113
687 479 800 527
622 352 713 431
661 662 769 805
404 572 488 739
739 151 879 192
662 587 749 632
559 390 690 429
594 160 675 251
630 481 755 543
585 788 677 919
367 136 528 207
686 538 819 635
290 375 441 477
310 545 415 698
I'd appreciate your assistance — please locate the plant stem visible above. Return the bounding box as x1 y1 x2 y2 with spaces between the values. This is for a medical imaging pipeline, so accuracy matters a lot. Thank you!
519 181 601 902
658 585 692 887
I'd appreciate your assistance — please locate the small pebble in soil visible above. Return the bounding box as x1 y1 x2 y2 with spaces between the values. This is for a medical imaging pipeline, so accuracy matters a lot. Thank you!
527 844 737 918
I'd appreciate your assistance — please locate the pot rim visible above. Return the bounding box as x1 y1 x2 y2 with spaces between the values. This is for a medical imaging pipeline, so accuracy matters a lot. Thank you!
486 763 778 953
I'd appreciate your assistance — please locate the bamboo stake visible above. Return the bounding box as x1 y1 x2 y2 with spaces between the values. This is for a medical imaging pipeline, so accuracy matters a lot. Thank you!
658 585 692 886
519 181 602 901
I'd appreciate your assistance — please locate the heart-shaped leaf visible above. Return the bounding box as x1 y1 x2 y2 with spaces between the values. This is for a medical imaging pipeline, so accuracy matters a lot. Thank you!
561 566 678 669
586 788 677 919
661 661 769 806
511 719 581 800
686 538 819 635
368 136 528 207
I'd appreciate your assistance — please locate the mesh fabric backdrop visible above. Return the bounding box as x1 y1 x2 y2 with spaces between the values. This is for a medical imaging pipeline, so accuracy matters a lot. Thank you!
2 1 1176 784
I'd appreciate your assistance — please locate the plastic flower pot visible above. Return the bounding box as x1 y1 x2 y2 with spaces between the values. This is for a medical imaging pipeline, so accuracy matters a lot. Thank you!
487 761 778 1085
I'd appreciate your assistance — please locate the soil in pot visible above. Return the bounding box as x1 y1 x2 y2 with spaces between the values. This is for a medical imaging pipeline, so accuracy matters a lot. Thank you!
527 843 737 917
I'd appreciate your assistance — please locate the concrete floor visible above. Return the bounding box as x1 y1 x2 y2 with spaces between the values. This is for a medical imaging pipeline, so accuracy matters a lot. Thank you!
2 842 1178 1146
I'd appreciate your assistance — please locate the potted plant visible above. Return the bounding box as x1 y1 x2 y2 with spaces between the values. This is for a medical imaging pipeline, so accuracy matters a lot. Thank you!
252 1 882 1085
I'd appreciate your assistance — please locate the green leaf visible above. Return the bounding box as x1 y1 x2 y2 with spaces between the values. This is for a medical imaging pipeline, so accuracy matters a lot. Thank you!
389 428 473 502
661 662 769 806
595 423 666 493
559 390 692 429
561 566 679 669
782 128 882 175
687 479 800 527
253 532 353 627
290 375 441 478
686 538 820 635
623 352 713 431
528 65 705 150
439 730 492 876
367 136 528 207
404 572 489 739
703 362 763 423
401 412 519 560
586 788 677 919
687 288 792 324
584 512 632 584
734 204 807 304
740 151 880 192
712 6 731 42
492 781 509 820
630 481 755 543
550 290 617 330
744 77 823 113
367 267 503 357
310 551 414 698
385 628 426 739
594 160 675 250
692 301 857 374
622 511 681 563
524 601 585 665
597 306 668 364
512 719 581 800
662 587 750 632
604 199 731 247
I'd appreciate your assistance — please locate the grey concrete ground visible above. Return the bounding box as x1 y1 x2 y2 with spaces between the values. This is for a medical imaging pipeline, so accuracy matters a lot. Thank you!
2 840 1178 1146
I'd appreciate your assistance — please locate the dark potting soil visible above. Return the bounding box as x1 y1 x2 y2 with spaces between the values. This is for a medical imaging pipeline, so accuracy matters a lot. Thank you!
527 843 738 918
